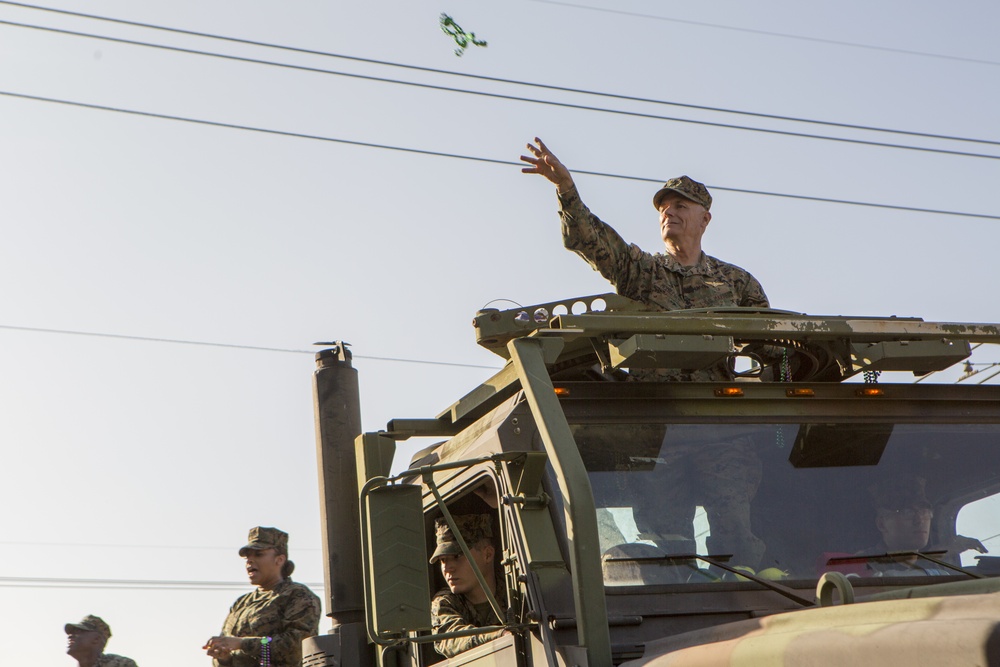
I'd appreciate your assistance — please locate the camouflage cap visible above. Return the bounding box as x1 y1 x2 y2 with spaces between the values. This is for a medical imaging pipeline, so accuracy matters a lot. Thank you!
65 615 111 641
239 526 289 556
652 175 712 211
429 514 494 564
871 477 931 511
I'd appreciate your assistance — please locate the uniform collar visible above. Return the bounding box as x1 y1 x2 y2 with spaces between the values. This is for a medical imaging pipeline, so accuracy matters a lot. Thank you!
661 251 712 275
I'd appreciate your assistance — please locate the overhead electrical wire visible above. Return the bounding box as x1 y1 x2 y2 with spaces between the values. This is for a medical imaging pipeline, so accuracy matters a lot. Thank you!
0 575 324 591
2 89 998 221
3 20 999 161
1 2 999 149
0 539 321 551
530 0 1000 69
0 323 502 370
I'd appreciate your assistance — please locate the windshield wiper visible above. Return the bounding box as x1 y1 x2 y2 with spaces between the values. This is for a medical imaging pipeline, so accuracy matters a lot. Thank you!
827 551 983 579
603 552 815 607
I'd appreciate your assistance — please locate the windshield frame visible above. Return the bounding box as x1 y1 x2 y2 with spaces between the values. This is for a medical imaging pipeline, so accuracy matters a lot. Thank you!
553 380 1000 592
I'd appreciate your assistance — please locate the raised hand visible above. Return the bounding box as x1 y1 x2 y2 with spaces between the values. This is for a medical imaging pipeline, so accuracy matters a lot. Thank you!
520 137 575 193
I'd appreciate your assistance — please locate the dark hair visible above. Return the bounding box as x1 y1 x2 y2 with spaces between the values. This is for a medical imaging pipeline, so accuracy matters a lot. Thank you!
281 559 295 578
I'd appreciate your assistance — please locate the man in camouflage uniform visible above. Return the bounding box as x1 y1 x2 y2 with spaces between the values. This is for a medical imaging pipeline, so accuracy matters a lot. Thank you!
65 615 138 667
861 477 986 577
203 526 321 667
520 137 770 382
430 514 509 658
521 138 767 567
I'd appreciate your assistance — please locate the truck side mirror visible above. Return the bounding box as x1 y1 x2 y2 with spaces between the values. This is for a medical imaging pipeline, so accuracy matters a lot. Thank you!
363 483 433 640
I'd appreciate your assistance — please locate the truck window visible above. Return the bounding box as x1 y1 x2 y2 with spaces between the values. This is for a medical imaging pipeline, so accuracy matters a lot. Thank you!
575 422 1000 585
956 493 1000 568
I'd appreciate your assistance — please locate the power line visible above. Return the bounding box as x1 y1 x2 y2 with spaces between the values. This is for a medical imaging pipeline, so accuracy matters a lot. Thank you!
2 89 999 221
530 0 1000 69
0 540 321 551
1 2 999 149
0 575 324 591
0 323 501 370
4 21 1000 161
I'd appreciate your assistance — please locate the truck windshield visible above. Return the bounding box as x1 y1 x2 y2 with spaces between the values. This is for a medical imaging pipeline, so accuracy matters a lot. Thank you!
575 422 1000 586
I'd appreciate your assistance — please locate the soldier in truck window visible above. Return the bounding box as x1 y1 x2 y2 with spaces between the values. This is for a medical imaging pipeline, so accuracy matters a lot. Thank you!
429 514 510 658
861 477 987 577
520 137 769 382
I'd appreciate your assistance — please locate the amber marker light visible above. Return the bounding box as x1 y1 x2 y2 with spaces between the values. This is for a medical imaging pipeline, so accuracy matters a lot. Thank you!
786 388 816 397
856 387 885 397
714 387 745 397
553 387 570 397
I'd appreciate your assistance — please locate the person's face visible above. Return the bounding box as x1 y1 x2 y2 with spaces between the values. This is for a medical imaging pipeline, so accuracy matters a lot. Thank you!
244 548 286 588
438 543 493 599
876 506 933 551
658 194 711 246
66 629 102 659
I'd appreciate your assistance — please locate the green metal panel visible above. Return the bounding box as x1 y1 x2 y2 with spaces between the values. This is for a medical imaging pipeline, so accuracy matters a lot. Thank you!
851 339 972 373
609 334 733 369
365 485 432 636
508 337 613 667
357 433 396 486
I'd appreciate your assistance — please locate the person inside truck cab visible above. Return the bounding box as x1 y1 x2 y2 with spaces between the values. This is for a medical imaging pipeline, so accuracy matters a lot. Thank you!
520 137 769 381
630 434 766 572
429 514 510 658
861 477 986 576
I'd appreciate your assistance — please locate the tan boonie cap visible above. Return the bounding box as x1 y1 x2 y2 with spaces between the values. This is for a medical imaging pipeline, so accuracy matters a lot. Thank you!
429 514 493 564
239 526 289 556
65 615 111 641
871 477 931 511
652 175 712 211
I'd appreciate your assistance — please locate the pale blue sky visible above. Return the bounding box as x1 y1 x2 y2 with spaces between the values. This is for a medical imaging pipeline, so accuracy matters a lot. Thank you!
2 1 1000 664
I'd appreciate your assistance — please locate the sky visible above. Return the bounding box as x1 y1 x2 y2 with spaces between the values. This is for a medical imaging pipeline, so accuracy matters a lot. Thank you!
2 0 1000 664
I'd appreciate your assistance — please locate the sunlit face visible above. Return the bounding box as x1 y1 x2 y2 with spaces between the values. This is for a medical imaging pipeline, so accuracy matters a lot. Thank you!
876 506 933 551
658 193 711 246
438 542 494 602
66 629 102 658
244 548 286 589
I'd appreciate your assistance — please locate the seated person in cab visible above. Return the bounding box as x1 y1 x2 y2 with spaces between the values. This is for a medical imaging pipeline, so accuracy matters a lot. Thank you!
861 476 986 576
430 514 509 658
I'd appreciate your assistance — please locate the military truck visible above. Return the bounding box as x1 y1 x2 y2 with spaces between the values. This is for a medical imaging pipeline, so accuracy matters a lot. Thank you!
303 294 1000 666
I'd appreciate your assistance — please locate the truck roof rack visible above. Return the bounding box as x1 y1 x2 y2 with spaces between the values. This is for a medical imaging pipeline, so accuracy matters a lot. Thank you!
382 294 1000 440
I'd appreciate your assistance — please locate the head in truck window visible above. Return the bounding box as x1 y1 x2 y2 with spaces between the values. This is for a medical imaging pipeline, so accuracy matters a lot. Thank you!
859 477 987 577
873 477 934 552
429 514 510 658
430 514 497 603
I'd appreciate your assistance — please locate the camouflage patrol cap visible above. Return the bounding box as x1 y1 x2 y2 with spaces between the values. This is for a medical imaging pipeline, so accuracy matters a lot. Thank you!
65 615 111 641
429 514 494 564
239 526 289 556
653 175 712 211
871 477 931 511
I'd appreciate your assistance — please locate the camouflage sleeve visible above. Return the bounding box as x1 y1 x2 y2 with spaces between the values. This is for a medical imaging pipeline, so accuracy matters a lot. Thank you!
737 272 769 308
431 593 504 658
557 186 650 296
235 583 322 665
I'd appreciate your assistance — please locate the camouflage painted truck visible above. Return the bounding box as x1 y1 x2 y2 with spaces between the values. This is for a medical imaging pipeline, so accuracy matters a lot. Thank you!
303 294 1000 667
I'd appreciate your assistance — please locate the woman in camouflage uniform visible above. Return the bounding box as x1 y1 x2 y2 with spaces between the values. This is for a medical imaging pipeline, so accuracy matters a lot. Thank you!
203 526 321 667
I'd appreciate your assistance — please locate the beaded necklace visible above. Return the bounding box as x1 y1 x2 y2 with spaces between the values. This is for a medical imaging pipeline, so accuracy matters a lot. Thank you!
260 636 272 667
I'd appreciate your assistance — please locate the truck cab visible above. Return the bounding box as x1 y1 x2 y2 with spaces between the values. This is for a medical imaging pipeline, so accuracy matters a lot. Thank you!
305 294 1000 667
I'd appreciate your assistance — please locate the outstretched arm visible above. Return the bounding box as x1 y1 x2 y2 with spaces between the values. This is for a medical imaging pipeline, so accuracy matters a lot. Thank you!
520 137 575 194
